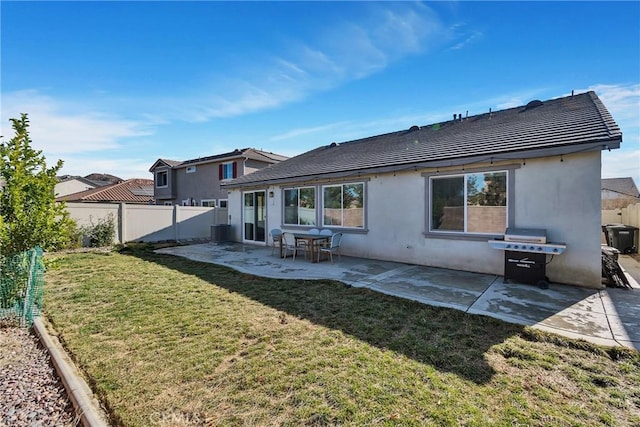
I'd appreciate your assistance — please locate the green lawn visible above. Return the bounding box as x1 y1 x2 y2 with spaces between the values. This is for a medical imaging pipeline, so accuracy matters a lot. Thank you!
44 244 640 426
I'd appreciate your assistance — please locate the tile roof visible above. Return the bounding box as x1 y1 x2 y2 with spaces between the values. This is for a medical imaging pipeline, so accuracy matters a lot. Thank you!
58 174 124 187
225 91 622 188
149 159 182 171
160 159 183 167
56 175 103 187
149 148 288 172
602 178 640 198
83 173 124 186
57 178 155 204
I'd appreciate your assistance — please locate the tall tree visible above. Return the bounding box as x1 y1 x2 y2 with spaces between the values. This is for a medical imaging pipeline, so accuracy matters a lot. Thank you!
0 113 76 255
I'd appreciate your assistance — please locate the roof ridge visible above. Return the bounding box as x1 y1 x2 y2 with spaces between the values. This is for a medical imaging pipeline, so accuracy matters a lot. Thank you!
602 188 640 198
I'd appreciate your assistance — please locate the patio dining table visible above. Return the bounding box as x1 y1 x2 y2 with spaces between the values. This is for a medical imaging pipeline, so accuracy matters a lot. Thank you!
280 232 330 262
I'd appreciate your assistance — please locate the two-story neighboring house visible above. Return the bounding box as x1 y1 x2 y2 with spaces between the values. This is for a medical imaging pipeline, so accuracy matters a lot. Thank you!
149 148 288 207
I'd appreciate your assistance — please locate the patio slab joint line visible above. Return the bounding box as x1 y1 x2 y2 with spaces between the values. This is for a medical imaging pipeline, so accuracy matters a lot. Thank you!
351 264 418 287
598 289 626 347
465 275 502 314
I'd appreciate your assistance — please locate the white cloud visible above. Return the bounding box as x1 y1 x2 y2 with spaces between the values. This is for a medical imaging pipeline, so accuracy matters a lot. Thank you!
269 121 351 142
572 83 640 185
492 88 551 110
167 3 447 121
602 147 640 184
449 31 483 51
571 83 640 123
1 90 154 155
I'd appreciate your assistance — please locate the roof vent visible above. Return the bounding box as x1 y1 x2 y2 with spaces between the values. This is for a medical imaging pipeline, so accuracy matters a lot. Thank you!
329 142 338 148
409 125 420 131
523 100 543 111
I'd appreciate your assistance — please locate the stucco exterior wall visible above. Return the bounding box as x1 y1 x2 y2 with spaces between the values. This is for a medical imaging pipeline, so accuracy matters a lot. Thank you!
512 152 602 287
155 159 280 207
227 185 282 244
229 150 603 289
244 159 265 175
348 152 602 287
174 163 230 205
228 190 243 242
336 170 509 276
55 179 97 197
152 166 175 202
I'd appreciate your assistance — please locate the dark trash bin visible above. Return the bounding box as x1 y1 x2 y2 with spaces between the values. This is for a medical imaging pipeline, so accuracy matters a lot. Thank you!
604 224 639 254
602 224 615 247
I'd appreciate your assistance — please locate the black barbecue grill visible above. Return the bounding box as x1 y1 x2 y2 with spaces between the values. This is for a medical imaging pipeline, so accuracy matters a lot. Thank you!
488 228 567 289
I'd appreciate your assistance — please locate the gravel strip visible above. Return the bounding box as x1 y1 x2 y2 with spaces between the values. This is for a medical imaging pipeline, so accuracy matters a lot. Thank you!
0 325 78 427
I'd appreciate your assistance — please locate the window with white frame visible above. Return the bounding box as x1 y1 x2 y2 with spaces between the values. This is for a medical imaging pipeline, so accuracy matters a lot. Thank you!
322 183 364 228
429 171 507 234
186 165 196 173
201 199 216 207
156 170 168 187
284 187 316 225
218 199 228 208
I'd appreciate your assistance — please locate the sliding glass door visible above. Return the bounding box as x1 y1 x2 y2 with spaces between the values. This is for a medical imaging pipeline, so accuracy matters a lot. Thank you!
243 191 266 243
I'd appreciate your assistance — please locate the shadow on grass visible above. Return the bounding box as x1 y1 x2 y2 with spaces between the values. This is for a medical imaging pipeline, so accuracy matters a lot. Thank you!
120 244 526 384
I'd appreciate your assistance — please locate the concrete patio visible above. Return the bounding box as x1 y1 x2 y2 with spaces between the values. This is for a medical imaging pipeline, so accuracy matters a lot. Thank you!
156 242 640 350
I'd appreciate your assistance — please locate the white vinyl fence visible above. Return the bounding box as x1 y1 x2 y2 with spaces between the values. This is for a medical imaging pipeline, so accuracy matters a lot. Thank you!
65 203 229 244
602 202 640 228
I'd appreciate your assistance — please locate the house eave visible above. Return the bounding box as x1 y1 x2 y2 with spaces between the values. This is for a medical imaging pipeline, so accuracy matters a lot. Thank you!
223 139 619 189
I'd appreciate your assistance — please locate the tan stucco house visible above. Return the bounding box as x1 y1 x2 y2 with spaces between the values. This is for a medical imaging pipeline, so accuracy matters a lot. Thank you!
223 91 622 289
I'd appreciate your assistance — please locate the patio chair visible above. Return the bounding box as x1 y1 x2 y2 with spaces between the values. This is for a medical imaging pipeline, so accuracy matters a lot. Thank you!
318 232 343 264
297 228 319 259
282 232 302 260
270 229 283 256
316 228 333 251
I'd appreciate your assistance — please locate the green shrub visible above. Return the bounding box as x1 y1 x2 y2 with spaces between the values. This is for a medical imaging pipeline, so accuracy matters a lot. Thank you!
80 214 116 247
0 114 78 255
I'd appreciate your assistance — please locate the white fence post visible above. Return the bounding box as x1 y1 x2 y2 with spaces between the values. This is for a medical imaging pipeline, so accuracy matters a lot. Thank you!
119 203 126 244
622 203 640 228
173 205 179 242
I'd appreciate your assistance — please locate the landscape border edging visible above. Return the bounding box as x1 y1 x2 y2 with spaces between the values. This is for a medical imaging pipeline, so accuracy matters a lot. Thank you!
33 317 110 427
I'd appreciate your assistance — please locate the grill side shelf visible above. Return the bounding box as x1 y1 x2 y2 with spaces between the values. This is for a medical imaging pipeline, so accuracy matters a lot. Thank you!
488 240 567 255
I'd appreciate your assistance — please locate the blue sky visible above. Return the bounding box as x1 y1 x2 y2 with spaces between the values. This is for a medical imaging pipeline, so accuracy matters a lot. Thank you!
2 1 639 185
